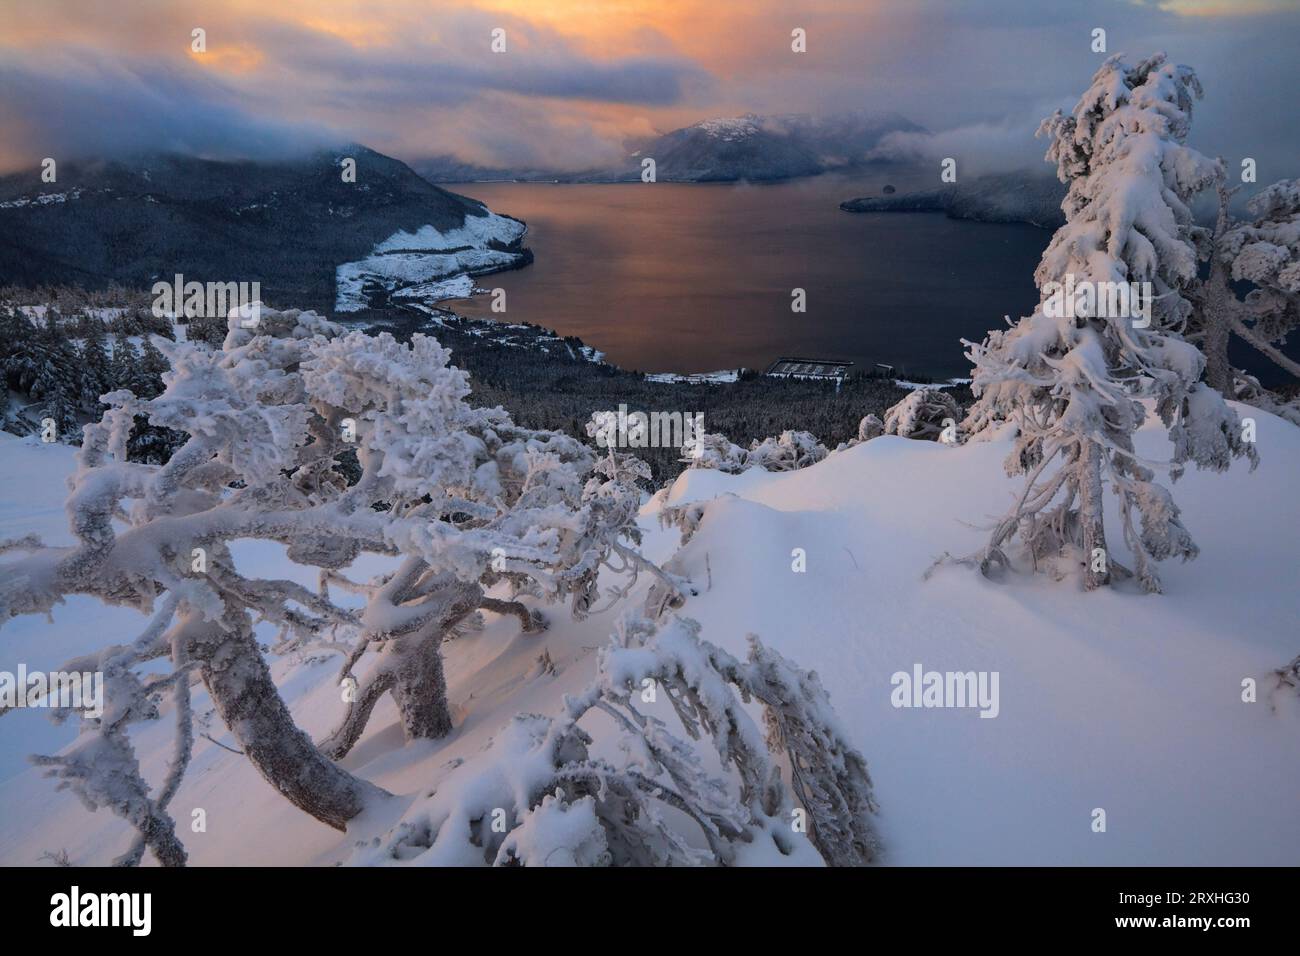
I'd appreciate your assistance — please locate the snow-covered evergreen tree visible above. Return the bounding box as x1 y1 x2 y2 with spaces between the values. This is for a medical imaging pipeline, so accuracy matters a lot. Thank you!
137 335 169 393
681 430 749 473
959 53 1257 592
1188 177 1300 415
745 430 828 472
856 413 884 443
883 388 962 441
108 333 142 394
29 316 80 442
76 324 112 416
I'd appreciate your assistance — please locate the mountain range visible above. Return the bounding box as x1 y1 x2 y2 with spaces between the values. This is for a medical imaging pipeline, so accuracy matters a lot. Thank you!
413 111 926 184
0 146 530 311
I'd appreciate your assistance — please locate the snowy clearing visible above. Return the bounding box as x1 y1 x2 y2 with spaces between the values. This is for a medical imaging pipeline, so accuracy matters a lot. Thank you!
645 369 741 385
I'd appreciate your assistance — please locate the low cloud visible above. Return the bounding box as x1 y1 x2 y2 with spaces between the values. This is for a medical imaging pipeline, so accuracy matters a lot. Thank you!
0 5 710 173
866 109 1070 178
0 0 1296 179
0 51 336 170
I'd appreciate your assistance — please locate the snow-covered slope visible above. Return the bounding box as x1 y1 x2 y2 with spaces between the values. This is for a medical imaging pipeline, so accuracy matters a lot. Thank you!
335 212 528 311
653 407 1300 864
1 403 1296 865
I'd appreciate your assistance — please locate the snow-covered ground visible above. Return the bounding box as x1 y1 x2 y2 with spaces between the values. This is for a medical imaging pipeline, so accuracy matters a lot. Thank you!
895 377 969 390
644 369 741 385
389 274 475 303
1 401 1297 865
0 188 84 210
335 212 526 311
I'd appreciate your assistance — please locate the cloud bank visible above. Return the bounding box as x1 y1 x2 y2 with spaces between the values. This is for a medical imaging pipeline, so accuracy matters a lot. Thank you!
0 0 1295 177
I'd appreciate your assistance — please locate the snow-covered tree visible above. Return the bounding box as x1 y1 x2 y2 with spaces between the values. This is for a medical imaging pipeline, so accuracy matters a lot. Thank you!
745 429 828 472
882 388 962 441
681 431 749 473
959 53 1257 592
856 413 884 443
681 429 829 474
25 599 193 867
28 314 80 441
1188 178 1300 416
75 324 112 416
0 307 680 850
580 415 694 620
831 414 883 453
351 614 879 867
108 333 143 395
1 308 40 399
137 335 169 393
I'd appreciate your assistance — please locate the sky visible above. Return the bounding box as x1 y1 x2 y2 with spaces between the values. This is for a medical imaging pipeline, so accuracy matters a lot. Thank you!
0 0 1297 175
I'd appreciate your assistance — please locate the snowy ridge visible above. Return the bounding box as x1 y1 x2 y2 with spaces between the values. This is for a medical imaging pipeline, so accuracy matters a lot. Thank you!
693 114 763 142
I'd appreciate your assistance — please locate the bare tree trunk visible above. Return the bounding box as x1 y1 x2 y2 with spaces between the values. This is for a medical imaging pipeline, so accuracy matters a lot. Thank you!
136 813 189 867
1196 180 1300 390
1200 183 1239 396
1229 311 1300 380
479 596 545 632
389 629 455 740
1080 442 1110 590
318 669 395 761
387 580 483 739
1201 259 1236 395
186 609 381 831
321 580 483 759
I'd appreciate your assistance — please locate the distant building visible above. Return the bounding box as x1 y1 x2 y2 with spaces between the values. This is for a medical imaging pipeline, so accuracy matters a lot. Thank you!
764 357 854 381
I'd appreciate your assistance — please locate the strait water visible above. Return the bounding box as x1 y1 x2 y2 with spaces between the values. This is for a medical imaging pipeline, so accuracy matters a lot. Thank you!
453 173 1049 379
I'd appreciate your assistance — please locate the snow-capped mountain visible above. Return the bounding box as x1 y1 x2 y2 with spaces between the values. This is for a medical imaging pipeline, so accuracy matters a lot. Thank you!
622 110 928 181
0 146 530 311
414 111 926 183
625 112 826 182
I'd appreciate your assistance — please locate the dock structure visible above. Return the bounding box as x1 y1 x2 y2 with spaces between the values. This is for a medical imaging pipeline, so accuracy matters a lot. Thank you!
763 357 854 382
